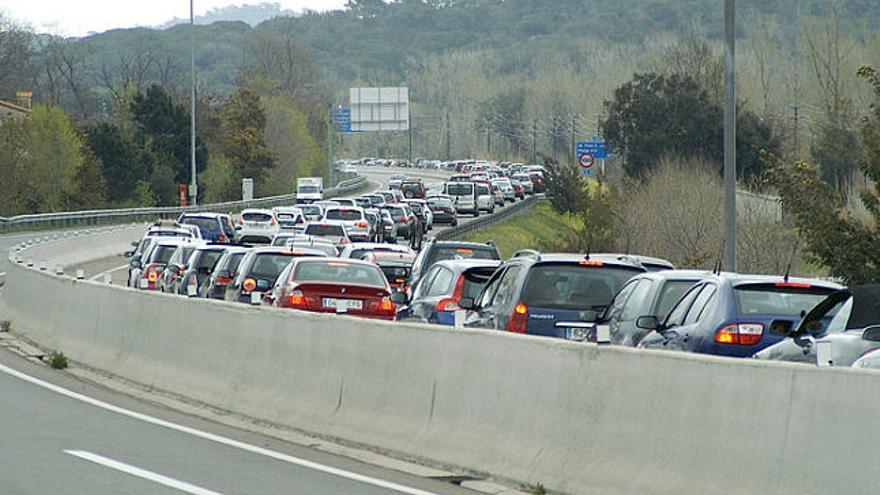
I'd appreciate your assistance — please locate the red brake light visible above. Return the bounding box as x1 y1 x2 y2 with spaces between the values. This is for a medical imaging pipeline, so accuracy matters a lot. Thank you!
355 221 368 228
451 274 466 300
243 278 257 292
507 302 528 333
775 282 812 289
579 260 604 267
287 290 306 307
379 297 395 313
218 234 226 243
715 324 764 345
436 298 460 311
215 276 232 285
270 218 277 226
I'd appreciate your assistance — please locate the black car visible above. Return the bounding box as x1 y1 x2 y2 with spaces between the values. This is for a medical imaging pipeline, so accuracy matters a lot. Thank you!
171 245 229 296
426 196 458 226
408 239 502 294
225 247 326 304
202 247 250 299
461 252 645 340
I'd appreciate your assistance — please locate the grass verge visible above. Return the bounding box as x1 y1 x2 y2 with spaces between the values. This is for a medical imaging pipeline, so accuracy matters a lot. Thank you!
460 201 580 258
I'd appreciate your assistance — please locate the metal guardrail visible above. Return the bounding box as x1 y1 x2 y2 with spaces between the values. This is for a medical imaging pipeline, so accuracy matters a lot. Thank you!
435 194 545 241
0 177 367 233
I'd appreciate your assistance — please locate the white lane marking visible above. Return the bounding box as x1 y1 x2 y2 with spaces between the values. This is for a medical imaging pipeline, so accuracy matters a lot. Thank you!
89 264 129 282
0 364 439 495
65 450 226 495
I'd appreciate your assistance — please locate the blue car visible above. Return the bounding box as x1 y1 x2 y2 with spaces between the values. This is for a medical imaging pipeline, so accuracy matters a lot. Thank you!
460 252 646 340
397 259 501 325
637 273 843 357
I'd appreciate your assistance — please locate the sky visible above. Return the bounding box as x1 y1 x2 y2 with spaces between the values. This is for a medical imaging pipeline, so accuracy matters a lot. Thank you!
1 0 347 37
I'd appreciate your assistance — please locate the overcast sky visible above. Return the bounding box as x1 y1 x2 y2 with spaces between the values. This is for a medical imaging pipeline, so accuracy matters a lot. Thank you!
2 0 347 36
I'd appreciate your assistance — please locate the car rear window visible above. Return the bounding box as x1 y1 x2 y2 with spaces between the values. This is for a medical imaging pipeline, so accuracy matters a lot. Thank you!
248 253 297 279
180 217 221 234
380 265 411 283
446 183 473 196
225 252 246 272
152 246 179 264
655 280 702 319
298 186 319 194
475 184 490 195
461 267 497 300
294 261 386 286
242 212 273 222
300 206 321 216
428 246 500 266
325 209 363 221
521 263 643 310
734 283 836 317
196 250 225 270
305 224 345 236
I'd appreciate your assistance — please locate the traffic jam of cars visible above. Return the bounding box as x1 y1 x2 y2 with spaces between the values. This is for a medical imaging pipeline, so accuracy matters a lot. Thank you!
122 159 872 370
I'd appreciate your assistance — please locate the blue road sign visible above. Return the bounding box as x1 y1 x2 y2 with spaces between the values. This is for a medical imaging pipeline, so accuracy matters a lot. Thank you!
335 108 352 133
577 140 610 160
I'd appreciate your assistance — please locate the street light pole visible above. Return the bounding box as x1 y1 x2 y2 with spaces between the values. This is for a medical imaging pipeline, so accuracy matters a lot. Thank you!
189 0 197 206
723 0 737 271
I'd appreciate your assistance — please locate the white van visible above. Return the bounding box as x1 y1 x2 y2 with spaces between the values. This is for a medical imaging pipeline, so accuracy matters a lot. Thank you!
444 181 479 218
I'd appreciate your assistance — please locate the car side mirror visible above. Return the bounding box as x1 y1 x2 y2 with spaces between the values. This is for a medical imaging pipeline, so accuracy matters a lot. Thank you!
862 326 880 342
769 319 795 336
124 250 135 258
458 297 476 310
235 225 243 230
390 291 408 305
130 260 142 269
130 241 139 247
636 315 659 331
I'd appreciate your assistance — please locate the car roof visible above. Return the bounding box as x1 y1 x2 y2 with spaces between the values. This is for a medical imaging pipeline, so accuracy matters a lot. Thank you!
428 240 498 250
714 272 844 290
151 238 201 247
344 242 413 252
510 252 646 270
433 259 503 271
180 212 227 219
240 208 275 215
369 251 416 262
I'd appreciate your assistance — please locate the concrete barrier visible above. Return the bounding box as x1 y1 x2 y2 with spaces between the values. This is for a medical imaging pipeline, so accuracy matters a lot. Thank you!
3 232 880 495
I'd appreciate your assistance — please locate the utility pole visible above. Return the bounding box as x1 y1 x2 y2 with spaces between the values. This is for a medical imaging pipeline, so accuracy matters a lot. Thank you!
571 114 577 165
445 108 451 161
792 103 800 161
486 119 491 156
327 104 334 187
189 0 197 206
552 117 558 162
532 119 537 163
408 115 413 163
723 0 737 271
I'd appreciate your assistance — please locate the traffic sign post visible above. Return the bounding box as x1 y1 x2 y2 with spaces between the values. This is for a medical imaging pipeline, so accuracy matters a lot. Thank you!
577 140 611 178
335 108 352 133
579 152 595 177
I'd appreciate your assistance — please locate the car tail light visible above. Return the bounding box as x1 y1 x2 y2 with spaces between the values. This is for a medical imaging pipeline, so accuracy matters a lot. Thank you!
242 278 257 292
237 217 243 225
355 221 368 228
378 297 395 313
399 216 407 222
287 290 306 307
146 266 159 282
507 302 528 333
270 218 277 226
715 324 764 345
218 234 227 243
215 276 232 285
436 298 460 311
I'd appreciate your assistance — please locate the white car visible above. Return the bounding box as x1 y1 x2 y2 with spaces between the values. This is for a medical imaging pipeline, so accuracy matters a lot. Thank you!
236 209 278 244
322 206 370 242
492 178 516 202
302 221 351 248
474 182 495 214
403 199 433 230
444 181 479 217
273 206 306 233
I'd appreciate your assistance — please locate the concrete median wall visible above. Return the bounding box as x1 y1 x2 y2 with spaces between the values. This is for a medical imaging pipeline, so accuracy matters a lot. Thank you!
3 233 880 495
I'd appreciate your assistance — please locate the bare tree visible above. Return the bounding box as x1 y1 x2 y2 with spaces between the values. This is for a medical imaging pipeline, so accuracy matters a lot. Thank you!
43 37 91 117
0 13 36 101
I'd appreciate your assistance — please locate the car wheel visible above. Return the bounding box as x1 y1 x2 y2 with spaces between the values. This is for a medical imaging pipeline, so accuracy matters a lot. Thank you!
473 210 479 218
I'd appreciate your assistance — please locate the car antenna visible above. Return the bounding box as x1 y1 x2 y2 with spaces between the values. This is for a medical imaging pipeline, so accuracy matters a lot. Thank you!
713 239 725 275
783 237 800 283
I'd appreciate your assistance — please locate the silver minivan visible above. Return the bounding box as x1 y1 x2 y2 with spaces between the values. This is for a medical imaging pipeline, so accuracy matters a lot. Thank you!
445 181 479 217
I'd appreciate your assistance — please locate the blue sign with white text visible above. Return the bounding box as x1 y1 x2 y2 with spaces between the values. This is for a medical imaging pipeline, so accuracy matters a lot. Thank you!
335 108 352 132
577 140 610 159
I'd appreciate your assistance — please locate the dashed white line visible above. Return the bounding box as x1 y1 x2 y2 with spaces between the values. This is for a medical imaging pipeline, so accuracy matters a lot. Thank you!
65 450 227 495
0 363 438 495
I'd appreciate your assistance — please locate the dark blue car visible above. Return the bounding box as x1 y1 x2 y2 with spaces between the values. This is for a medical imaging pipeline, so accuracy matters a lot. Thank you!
460 252 646 340
397 259 501 325
637 273 843 357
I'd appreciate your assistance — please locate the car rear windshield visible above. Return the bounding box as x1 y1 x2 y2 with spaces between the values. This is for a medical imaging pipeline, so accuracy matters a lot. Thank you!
276 213 300 222
521 263 643 310
385 207 406 218
305 224 345 236
242 212 273 222
461 267 498 299
196 250 225 270
734 283 836 317
446 183 473 196
475 185 490 195
224 252 246 272
298 186 319 194
428 246 500 266
151 245 179 264
380 265 411 282
180 217 221 234
325 209 362 221
294 262 386 286
248 253 297 279
428 198 453 208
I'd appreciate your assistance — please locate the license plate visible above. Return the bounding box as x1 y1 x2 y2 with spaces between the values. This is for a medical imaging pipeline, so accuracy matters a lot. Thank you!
138 278 148 289
323 298 362 312
565 327 590 342
250 292 262 305
187 284 198 297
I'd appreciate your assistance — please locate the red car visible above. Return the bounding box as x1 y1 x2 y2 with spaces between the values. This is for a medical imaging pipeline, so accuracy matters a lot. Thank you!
266 258 397 320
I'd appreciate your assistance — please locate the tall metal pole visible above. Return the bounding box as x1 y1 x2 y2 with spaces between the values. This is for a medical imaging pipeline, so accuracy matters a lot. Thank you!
723 0 737 271
189 0 197 206
445 108 451 161
327 104 334 187
532 119 537 163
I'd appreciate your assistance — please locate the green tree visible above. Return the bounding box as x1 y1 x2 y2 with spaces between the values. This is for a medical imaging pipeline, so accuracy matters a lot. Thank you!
262 95 324 196
601 72 780 181
84 123 154 205
22 105 84 212
764 65 880 284
221 87 278 185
